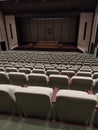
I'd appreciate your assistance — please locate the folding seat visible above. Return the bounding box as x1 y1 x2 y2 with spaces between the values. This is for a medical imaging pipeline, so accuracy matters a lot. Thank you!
19 68 31 74
45 66 55 71
93 79 98 94
46 70 59 76
70 76 93 92
32 68 46 74
24 65 33 70
8 72 28 87
15 87 53 119
0 85 19 114
56 66 67 72
68 68 78 73
28 73 48 87
55 90 97 125
0 67 5 72
76 71 92 77
93 93 98 127
5 67 18 73
0 72 10 84
92 72 98 79
61 70 75 78
48 75 68 89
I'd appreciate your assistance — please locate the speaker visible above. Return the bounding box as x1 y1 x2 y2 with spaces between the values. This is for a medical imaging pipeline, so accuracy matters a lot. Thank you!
0 41 6 51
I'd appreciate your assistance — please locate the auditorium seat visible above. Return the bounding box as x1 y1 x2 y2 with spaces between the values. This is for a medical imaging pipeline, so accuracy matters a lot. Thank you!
92 72 98 79
32 68 46 74
55 90 97 125
0 72 10 84
5 67 18 72
46 70 59 76
8 72 28 87
93 93 98 127
76 71 92 77
0 85 18 114
28 73 48 86
48 75 68 89
19 68 31 74
0 67 5 72
70 76 93 92
15 87 53 119
93 79 98 94
61 70 75 78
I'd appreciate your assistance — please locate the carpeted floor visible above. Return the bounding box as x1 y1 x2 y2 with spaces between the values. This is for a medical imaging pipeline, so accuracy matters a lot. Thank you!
0 114 97 130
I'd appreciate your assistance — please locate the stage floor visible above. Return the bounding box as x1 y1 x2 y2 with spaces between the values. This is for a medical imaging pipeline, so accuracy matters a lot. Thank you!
14 43 82 52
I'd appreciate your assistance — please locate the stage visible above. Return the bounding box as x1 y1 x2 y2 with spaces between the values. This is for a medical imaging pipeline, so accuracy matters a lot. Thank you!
14 42 82 52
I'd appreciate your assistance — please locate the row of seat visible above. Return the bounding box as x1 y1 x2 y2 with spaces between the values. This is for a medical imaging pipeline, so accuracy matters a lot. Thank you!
1 71 98 93
0 84 98 126
1 66 98 79
0 51 98 66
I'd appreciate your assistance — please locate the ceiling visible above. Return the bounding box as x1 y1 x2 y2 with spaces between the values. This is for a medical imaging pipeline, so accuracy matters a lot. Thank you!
0 0 98 17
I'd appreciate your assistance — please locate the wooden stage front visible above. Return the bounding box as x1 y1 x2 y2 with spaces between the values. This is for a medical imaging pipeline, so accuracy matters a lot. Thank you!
14 42 82 52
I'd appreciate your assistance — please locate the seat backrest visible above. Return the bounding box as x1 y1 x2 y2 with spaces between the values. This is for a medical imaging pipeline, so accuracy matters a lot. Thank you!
0 72 10 84
70 76 93 92
0 85 18 114
55 90 97 125
48 74 68 89
76 71 92 77
93 79 98 94
94 93 98 127
32 69 46 74
8 72 28 87
61 70 75 78
28 73 48 86
15 87 53 119
6 67 18 72
19 68 31 74
46 70 59 76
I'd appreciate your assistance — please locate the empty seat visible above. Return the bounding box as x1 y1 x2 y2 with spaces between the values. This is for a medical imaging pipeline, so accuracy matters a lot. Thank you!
0 72 10 84
93 93 98 127
48 75 68 89
46 70 59 76
8 72 28 87
19 68 31 74
70 76 93 92
92 72 98 79
28 73 48 86
5 67 17 73
93 79 98 94
15 87 53 119
32 69 46 74
55 90 97 125
61 70 75 78
0 67 5 72
0 85 19 114
76 71 92 77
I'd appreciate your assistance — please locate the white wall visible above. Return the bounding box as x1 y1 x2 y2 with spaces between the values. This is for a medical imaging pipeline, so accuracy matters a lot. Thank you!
78 13 93 52
5 15 18 49
90 4 98 56
0 12 8 50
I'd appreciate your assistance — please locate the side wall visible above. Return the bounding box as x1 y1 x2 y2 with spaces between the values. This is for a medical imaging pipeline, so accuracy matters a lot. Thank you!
77 13 93 52
0 12 8 50
5 15 18 49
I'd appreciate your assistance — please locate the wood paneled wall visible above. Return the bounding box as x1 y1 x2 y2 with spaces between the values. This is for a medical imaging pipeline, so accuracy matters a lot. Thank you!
16 16 78 44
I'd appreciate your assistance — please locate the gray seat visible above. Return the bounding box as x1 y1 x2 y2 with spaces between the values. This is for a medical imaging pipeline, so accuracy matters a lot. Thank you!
94 93 98 127
70 76 93 92
8 72 28 87
55 90 97 125
0 85 20 114
48 75 68 89
76 71 92 77
0 72 10 84
28 73 48 87
15 87 53 119
19 68 31 74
